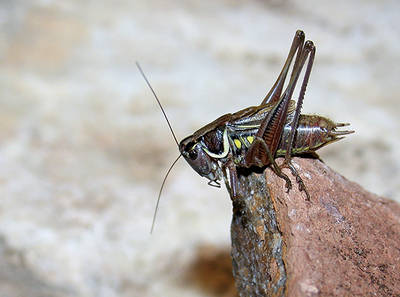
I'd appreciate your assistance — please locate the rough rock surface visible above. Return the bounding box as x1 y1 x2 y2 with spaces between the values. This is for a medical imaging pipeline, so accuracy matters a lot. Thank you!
231 157 400 297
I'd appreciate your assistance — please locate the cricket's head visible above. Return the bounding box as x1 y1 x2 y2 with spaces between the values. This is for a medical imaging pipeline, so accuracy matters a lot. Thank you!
179 136 220 183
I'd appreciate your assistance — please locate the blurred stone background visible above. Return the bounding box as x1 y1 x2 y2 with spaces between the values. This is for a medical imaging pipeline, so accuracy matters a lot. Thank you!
0 0 399 296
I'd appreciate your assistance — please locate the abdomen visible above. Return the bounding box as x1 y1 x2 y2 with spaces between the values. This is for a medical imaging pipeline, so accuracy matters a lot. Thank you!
276 115 352 156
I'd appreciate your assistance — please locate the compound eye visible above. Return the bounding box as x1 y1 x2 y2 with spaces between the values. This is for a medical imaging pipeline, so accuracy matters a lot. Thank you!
188 148 198 160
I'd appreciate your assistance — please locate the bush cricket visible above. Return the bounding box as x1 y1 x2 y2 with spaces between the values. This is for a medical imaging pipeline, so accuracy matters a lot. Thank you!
137 30 354 232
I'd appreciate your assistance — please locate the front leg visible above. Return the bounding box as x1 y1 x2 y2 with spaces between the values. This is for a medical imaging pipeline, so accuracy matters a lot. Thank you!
222 162 239 200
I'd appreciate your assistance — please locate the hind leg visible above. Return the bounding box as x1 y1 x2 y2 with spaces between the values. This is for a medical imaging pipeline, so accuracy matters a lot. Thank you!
281 41 316 201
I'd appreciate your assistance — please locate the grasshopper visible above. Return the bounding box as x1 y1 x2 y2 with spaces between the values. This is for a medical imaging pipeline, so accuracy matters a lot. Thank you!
137 30 353 232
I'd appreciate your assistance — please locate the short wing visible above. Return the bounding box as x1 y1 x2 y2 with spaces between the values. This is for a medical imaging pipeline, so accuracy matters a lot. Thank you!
228 101 295 133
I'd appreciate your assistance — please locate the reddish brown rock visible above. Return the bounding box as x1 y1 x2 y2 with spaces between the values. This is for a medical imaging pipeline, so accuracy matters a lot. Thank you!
231 157 400 297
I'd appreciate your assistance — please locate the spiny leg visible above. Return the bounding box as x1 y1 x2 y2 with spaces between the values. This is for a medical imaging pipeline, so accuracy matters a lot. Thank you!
255 35 312 159
284 41 316 158
247 32 315 198
282 41 316 201
246 35 312 193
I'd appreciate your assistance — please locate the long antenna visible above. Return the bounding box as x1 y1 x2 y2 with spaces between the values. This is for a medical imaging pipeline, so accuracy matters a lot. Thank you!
136 62 179 147
150 154 182 233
